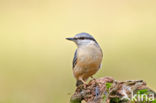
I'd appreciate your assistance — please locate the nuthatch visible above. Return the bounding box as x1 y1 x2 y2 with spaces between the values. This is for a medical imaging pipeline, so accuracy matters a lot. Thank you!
66 33 103 86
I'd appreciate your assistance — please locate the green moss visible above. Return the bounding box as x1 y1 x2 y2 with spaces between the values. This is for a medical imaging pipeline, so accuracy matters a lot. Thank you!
102 95 107 103
137 89 149 95
152 99 156 103
110 97 120 103
70 95 82 103
106 82 112 90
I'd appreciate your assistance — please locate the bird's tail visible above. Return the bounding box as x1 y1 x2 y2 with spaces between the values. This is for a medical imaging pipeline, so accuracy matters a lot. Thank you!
76 80 83 87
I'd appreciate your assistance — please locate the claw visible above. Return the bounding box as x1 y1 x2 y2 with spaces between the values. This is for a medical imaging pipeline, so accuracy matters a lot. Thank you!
91 76 96 81
79 78 88 89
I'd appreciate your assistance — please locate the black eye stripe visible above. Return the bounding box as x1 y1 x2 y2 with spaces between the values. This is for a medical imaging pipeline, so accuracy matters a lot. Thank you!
79 37 85 40
75 37 96 41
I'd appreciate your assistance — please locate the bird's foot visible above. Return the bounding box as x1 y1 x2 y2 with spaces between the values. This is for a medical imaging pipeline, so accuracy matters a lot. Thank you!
78 82 88 89
91 76 96 81
82 81 88 89
79 79 88 89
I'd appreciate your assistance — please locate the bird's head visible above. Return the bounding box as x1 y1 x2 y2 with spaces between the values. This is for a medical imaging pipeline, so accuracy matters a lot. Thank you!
66 32 97 46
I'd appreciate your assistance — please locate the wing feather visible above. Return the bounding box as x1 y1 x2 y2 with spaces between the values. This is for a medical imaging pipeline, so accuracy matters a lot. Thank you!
72 49 77 69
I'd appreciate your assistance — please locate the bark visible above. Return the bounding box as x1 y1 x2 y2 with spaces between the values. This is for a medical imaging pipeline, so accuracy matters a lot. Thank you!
70 77 156 103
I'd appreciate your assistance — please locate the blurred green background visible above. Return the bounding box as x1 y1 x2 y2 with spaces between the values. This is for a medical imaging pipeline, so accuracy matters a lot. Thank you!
0 0 156 103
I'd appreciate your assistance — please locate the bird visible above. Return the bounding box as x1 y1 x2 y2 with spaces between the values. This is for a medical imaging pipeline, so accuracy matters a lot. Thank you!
66 32 103 87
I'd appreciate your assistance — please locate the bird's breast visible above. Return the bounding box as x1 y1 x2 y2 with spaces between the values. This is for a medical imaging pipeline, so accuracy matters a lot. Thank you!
73 44 103 80
77 45 102 67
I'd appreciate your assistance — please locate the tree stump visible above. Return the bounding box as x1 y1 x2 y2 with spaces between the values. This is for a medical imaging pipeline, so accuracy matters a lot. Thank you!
70 77 156 103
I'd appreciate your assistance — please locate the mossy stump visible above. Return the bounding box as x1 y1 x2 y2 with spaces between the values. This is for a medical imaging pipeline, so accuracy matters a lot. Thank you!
70 77 156 103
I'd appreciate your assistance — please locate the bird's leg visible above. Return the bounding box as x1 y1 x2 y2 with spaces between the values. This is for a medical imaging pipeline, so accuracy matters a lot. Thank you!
79 78 87 89
91 76 99 86
91 76 96 81
80 79 87 85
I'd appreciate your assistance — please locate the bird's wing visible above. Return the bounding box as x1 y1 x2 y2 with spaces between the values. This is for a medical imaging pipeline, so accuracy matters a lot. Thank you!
72 49 77 69
99 64 102 69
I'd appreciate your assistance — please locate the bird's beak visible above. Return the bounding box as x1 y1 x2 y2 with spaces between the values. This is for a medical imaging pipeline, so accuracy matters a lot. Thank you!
66 37 75 41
